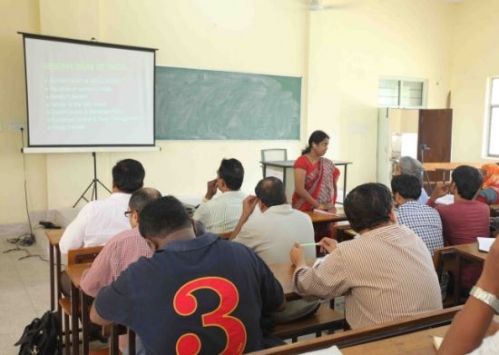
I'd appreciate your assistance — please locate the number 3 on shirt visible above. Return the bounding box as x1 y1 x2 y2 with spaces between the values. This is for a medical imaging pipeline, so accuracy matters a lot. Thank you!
173 277 247 354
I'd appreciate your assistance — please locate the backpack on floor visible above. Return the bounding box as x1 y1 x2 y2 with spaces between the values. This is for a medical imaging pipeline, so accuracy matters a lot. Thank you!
15 311 60 355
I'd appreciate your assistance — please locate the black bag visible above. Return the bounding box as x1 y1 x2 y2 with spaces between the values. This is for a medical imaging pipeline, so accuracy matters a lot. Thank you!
15 311 60 355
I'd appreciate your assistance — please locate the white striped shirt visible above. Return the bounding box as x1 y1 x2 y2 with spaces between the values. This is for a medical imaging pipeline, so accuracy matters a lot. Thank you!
293 224 443 329
193 190 246 234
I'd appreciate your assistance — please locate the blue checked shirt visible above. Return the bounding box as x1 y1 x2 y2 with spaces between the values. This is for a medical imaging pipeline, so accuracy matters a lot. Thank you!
396 200 444 255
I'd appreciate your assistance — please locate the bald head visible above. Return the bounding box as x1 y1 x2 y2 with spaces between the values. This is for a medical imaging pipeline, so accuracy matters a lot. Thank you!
255 177 286 207
129 188 162 213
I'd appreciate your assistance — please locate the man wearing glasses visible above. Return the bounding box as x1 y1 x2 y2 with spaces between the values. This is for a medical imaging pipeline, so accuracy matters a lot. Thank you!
80 187 161 354
80 187 161 297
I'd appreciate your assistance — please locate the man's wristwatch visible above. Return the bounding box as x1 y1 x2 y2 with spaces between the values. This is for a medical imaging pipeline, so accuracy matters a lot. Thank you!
470 286 499 314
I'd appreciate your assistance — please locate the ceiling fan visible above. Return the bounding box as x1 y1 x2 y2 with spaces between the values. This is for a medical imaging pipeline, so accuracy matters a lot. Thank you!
307 0 353 11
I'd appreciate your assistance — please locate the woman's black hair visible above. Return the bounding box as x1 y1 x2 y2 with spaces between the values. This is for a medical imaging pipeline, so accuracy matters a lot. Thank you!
302 130 329 155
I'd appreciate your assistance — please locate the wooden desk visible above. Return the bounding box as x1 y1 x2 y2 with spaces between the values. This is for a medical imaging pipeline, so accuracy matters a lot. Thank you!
249 306 462 354
423 162 483 172
453 242 488 262
305 207 347 224
261 160 352 203
66 262 92 355
435 243 488 306
66 263 133 355
45 229 64 312
343 314 499 355
341 325 448 355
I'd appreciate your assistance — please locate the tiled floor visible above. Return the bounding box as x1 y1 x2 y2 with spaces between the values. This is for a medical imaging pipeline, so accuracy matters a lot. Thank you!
0 237 50 355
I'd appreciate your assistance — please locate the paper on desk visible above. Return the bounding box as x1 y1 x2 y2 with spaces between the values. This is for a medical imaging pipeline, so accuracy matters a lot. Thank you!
477 237 494 252
435 194 454 205
433 336 444 350
302 345 343 354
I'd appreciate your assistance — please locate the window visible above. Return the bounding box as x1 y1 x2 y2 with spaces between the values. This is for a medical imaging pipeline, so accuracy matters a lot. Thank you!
378 79 427 108
486 78 499 157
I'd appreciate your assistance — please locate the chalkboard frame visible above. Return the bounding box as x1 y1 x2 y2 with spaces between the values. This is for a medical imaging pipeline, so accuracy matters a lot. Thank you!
155 66 302 140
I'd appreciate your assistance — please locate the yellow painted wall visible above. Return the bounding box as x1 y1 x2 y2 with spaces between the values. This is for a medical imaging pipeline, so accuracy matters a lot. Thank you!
307 0 452 188
40 0 308 209
450 0 499 162
0 0 47 225
3 0 486 224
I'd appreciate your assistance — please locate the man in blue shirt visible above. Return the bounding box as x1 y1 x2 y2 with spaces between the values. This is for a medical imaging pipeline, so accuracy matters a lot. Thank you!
391 174 444 255
90 195 284 354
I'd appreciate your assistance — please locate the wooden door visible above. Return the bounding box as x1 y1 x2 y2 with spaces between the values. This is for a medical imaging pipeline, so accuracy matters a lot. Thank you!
417 109 453 184
417 109 452 162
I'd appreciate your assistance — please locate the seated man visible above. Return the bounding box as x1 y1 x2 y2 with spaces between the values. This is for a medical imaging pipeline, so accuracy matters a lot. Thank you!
80 187 160 355
290 183 442 329
80 187 161 297
59 159 145 254
394 156 429 204
391 174 444 255
438 237 499 354
231 177 319 323
428 165 490 288
193 158 246 234
90 196 284 354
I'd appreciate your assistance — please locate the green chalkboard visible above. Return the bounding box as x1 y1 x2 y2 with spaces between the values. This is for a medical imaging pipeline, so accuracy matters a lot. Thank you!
155 66 301 140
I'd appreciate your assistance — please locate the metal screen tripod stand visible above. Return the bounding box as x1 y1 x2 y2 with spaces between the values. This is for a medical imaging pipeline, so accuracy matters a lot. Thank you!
73 152 111 207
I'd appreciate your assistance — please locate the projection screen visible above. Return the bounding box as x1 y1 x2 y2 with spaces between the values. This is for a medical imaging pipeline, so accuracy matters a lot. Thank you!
22 33 156 148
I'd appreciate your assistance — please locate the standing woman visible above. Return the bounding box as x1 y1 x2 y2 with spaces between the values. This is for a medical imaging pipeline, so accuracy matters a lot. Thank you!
292 130 339 211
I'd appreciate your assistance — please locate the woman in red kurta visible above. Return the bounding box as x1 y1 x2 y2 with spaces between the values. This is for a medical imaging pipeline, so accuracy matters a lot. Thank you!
292 130 340 212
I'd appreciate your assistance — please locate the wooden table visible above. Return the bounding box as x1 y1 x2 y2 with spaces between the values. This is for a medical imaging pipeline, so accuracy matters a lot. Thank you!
341 325 448 355
453 243 488 262
305 207 347 224
66 262 134 355
342 314 499 355
423 162 483 172
261 160 352 203
437 242 488 305
45 229 64 312
66 262 92 355
422 162 484 189
249 306 462 355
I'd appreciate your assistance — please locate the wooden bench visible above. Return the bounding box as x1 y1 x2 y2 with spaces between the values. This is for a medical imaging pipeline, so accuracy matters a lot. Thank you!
271 303 346 342
62 246 103 355
250 306 462 354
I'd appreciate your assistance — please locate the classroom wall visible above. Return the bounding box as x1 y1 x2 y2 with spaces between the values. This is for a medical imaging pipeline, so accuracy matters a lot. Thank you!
1 0 477 226
40 0 308 209
449 0 499 162
0 0 48 226
307 0 453 187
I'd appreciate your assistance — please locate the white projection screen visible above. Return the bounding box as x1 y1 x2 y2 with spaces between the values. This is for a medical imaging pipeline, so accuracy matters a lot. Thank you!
23 34 156 148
